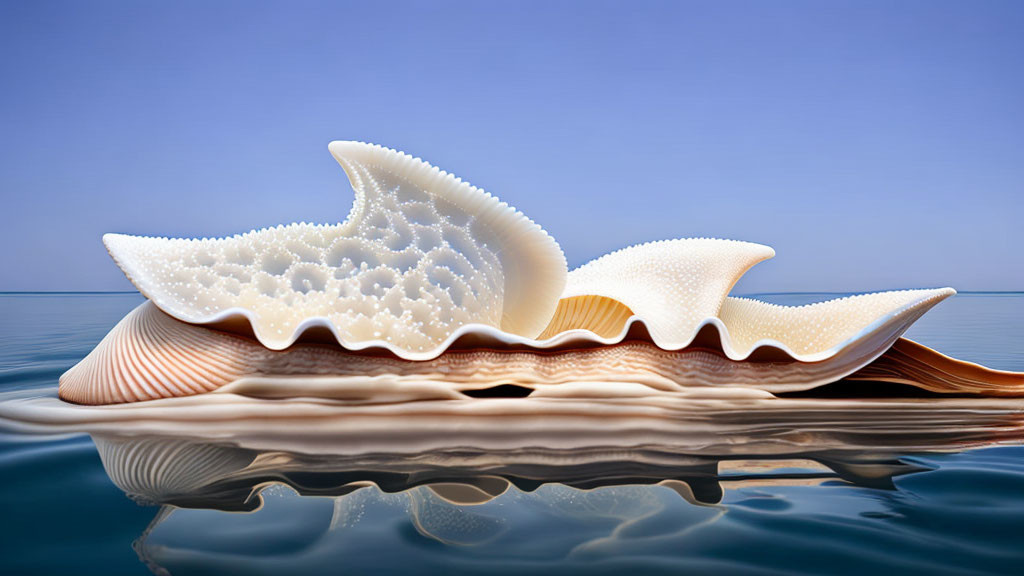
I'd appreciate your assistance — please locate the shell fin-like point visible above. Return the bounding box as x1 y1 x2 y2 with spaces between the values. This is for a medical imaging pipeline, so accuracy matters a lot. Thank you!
103 141 567 357
558 238 775 349
717 287 957 361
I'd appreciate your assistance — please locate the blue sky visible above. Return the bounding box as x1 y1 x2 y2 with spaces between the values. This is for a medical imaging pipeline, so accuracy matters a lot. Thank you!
2 1 1022 292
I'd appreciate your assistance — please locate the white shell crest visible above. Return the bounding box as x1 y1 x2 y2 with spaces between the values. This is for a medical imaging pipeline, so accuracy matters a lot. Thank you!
560 239 776 349
103 141 567 356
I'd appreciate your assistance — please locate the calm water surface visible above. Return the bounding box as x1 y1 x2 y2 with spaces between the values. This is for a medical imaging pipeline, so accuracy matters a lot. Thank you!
1 293 1023 575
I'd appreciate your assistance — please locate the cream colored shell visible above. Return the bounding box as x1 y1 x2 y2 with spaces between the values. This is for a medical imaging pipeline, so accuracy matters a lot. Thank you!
546 240 955 361
59 292 957 405
104 141 567 357
57 140 1003 406
533 287 954 365
559 239 775 348
717 291 957 359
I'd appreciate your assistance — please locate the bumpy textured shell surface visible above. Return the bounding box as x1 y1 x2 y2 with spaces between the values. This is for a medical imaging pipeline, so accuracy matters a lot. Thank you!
539 240 956 361
104 142 567 357
60 141 1011 406
713 290 957 361
558 239 775 348
58 296 992 405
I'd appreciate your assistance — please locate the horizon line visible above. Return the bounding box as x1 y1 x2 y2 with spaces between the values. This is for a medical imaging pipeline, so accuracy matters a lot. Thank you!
2 290 1022 296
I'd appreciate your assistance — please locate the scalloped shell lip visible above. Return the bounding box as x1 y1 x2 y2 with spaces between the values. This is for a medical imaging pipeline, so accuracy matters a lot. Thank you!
558 237 777 349
55 287 956 406
534 287 955 363
140 286 948 362
104 230 948 362
538 287 948 362
102 140 568 352
99 237 765 358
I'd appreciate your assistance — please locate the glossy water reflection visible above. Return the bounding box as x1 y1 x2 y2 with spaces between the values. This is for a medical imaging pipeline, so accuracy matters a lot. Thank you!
1 294 1024 575
86 417 1024 576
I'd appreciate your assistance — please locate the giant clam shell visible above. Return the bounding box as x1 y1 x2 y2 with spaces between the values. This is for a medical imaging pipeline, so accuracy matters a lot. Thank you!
57 140 1022 405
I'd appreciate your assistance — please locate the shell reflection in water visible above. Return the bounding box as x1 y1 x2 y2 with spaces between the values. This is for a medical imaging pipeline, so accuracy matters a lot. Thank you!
81 397 1024 575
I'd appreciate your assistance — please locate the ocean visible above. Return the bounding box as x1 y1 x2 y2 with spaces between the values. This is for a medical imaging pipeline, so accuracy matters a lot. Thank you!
1 293 1022 575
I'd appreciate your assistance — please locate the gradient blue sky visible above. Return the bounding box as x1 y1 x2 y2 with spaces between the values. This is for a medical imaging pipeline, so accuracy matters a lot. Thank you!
2 1 1022 292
